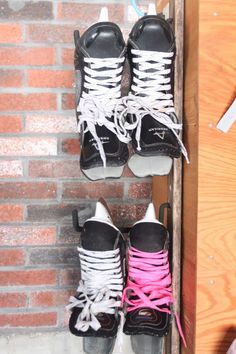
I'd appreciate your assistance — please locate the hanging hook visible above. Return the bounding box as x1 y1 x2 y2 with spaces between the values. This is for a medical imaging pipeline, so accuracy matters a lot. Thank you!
159 202 171 223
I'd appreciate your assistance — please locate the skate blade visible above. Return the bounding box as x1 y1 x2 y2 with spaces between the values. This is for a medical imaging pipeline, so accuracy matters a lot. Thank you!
83 337 115 354
131 335 164 354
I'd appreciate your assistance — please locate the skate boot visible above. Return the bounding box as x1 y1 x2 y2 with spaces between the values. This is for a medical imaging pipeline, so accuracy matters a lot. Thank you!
67 201 125 354
124 15 188 177
122 203 186 353
74 12 130 180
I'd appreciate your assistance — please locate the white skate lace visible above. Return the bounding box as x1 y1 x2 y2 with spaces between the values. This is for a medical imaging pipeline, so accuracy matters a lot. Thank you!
77 57 130 167
120 49 189 162
67 247 123 332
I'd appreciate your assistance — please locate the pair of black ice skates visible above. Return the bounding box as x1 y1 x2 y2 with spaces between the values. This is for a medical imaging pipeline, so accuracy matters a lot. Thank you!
67 201 185 354
74 13 188 181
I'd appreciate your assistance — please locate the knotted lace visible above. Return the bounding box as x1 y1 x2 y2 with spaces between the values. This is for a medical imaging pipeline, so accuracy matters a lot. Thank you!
120 49 189 162
122 247 186 347
67 247 123 332
77 57 130 167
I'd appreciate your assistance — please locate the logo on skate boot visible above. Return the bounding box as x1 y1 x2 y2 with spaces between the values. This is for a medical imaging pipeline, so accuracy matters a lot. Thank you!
89 137 110 150
138 309 153 317
149 127 168 140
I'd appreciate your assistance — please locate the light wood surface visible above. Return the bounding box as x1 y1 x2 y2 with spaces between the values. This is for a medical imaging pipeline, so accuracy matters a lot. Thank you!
197 1 236 352
157 0 170 12
183 0 236 353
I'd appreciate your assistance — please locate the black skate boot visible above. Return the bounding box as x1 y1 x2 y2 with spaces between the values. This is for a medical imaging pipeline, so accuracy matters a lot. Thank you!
124 15 188 177
74 18 130 181
122 202 186 352
67 201 125 354
122 203 171 338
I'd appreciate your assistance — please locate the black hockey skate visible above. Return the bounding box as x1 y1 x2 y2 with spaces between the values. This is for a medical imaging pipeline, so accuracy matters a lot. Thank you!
67 201 125 353
74 19 130 181
125 15 188 177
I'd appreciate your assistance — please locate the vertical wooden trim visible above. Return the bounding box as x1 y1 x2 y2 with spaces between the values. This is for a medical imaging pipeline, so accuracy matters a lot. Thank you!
182 0 199 351
154 1 184 352
171 0 184 353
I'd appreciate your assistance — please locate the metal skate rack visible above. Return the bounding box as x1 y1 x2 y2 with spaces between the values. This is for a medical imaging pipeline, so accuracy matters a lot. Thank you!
153 0 184 353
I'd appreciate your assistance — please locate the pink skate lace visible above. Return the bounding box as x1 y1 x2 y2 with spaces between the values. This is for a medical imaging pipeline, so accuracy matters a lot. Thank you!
122 247 186 347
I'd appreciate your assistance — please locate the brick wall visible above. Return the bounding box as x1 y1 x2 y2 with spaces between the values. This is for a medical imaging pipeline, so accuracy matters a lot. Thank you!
0 0 151 333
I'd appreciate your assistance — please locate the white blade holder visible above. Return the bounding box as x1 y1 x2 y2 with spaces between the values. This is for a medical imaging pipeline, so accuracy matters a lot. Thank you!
147 3 157 15
98 7 109 22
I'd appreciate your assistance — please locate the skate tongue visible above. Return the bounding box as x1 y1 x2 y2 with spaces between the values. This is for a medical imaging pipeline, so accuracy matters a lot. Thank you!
81 220 119 251
81 202 120 251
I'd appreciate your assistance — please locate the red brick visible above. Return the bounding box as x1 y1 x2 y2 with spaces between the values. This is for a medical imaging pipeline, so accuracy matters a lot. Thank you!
62 182 124 199
0 269 56 286
0 138 57 156
30 289 73 307
0 312 57 327
0 182 56 199
61 138 80 155
0 1 53 20
26 115 76 133
62 93 74 110
0 249 25 266
0 24 22 43
60 268 80 286
128 182 152 199
123 165 135 177
0 93 56 111
0 293 27 308
61 48 74 65
0 70 23 87
0 161 23 178
0 47 55 65
0 115 22 133
0 226 56 246
58 3 124 23
110 204 148 226
29 160 81 178
28 24 74 43
0 205 24 222
28 70 74 88
27 203 90 222
58 225 80 245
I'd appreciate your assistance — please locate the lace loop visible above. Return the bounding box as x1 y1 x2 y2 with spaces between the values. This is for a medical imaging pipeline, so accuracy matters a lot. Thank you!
119 49 189 163
77 56 130 167
122 246 186 347
67 247 123 332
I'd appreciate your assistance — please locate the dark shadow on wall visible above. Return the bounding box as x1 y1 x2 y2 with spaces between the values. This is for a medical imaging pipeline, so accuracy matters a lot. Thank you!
214 326 236 354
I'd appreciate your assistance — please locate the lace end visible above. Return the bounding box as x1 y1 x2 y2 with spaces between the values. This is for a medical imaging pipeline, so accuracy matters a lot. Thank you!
174 312 187 348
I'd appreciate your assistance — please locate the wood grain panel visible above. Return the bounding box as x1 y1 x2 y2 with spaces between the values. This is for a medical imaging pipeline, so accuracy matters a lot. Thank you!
196 0 236 352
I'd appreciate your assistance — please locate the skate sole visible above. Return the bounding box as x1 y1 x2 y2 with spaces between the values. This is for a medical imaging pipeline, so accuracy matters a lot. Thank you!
128 154 173 177
82 165 124 181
